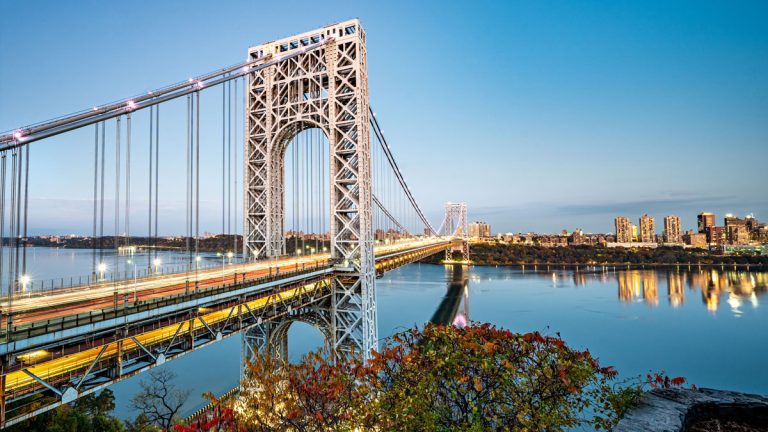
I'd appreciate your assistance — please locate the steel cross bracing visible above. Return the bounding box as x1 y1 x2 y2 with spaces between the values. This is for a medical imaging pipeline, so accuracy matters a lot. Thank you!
440 202 470 261
244 19 378 359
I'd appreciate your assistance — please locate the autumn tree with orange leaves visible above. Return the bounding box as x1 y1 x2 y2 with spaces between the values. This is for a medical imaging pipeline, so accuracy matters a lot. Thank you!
215 323 641 432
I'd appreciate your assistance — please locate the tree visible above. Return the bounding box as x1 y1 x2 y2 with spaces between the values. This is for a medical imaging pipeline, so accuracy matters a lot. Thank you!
131 368 190 431
218 323 640 431
125 414 159 432
5 389 124 432
220 349 363 431
361 323 638 431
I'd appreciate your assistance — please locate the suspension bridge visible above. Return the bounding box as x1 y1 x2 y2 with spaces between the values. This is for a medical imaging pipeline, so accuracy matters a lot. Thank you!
0 20 469 427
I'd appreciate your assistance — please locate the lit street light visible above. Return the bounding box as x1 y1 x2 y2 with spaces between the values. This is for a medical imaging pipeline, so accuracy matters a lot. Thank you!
126 259 137 301
20 274 30 292
98 263 107 281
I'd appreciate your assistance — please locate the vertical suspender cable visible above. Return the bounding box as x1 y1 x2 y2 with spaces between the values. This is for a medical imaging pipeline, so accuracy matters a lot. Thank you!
1 153 7 332
195 91 200 261
293 136 297 255
309 129 313 252
234 78 239 255
13 149 22 293
228 80 232 238
186 95 191 265
8 150 16 297
148 106 154 271
99 122 106 265
154 106 159 264
115 117 121 284
92 123 99 277
125 113 131 248
222 80 226 236
21 144 30 281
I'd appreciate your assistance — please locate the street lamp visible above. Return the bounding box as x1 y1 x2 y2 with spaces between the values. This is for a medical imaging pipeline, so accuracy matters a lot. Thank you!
126 259 137 301
20 274 30 292
98 263 107 281
153 258 161 274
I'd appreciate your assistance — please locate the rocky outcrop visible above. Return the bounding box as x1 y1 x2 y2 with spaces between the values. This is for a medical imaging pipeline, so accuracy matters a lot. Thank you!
613 388 768 431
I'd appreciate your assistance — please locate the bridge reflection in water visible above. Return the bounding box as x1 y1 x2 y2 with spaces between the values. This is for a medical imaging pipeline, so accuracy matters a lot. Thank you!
430 265 470 327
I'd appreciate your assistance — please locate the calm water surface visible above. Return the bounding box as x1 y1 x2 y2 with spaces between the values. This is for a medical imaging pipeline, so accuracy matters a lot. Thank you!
6 248 767 419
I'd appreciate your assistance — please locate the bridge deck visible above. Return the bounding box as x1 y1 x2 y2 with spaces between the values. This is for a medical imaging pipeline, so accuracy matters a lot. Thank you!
0 238 453 427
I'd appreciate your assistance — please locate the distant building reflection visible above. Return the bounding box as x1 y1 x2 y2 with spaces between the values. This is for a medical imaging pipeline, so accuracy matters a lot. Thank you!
616 270 660 305
667 273 684 307
501 266 766 315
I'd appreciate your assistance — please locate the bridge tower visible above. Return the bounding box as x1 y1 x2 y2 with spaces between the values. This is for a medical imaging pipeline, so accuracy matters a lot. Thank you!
243 20 376 360
442 202 470 262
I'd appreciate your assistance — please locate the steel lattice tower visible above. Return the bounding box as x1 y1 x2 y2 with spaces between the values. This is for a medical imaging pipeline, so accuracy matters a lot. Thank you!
243 20 376 359
442 202 470 262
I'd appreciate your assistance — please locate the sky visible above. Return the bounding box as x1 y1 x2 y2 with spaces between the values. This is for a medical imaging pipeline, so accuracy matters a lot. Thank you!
1 0 766 235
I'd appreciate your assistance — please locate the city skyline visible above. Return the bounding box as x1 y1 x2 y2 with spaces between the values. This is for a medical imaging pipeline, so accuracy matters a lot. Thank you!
1 1 767 235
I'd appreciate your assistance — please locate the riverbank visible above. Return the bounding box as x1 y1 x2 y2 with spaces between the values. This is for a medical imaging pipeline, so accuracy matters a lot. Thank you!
428 243 768 268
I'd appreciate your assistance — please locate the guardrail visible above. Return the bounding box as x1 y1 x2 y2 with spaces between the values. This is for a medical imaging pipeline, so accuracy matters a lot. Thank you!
1 262 331 344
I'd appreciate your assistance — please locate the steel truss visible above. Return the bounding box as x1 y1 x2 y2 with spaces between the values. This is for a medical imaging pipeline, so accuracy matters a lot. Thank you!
244 19 376 359
0 275 332 428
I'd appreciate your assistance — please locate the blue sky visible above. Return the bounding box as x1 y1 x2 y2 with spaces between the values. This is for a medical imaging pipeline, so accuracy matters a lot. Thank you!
1 0 766 235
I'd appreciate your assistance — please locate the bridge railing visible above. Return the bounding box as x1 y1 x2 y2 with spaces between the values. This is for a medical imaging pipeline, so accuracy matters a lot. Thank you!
1 257 244 301
0 260 331 344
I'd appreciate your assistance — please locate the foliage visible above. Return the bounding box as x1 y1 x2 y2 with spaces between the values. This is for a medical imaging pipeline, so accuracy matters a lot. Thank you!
130 368 191 431
646 371 696 390
5 389 124 432
211 349 363 431
124 414 159 432
218 323 642 431
362 323 635 431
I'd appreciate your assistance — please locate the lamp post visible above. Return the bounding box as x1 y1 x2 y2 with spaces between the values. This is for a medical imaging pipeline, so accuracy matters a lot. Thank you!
126 259 137 302
98 263 107 282
194 255 202 291
153 257 161 274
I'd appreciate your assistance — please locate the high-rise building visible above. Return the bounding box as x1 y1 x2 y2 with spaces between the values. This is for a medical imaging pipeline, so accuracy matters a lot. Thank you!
569 228 587 245
698 212 715 234
468 221 491 238
639 214 656 243
708 226 726 246
683 230 707 248
615 216 632 243
745 215 761 240
724 215 750 245
663 215 682 244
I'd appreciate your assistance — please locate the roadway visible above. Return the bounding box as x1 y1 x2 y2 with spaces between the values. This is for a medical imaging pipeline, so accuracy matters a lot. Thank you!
0 238 450 396
0 238 447 328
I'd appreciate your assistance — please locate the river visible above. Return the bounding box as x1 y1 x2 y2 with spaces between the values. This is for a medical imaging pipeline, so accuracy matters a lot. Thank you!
2 247 766 420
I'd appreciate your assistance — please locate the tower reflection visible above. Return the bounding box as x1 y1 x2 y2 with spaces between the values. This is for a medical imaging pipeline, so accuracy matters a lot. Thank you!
431 264 470 327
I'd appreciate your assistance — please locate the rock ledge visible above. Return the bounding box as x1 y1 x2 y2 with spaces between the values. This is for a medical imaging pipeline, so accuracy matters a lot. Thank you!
613 388 768 431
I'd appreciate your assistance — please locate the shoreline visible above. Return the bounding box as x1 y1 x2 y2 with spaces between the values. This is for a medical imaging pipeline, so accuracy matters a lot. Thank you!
467 262 768 270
